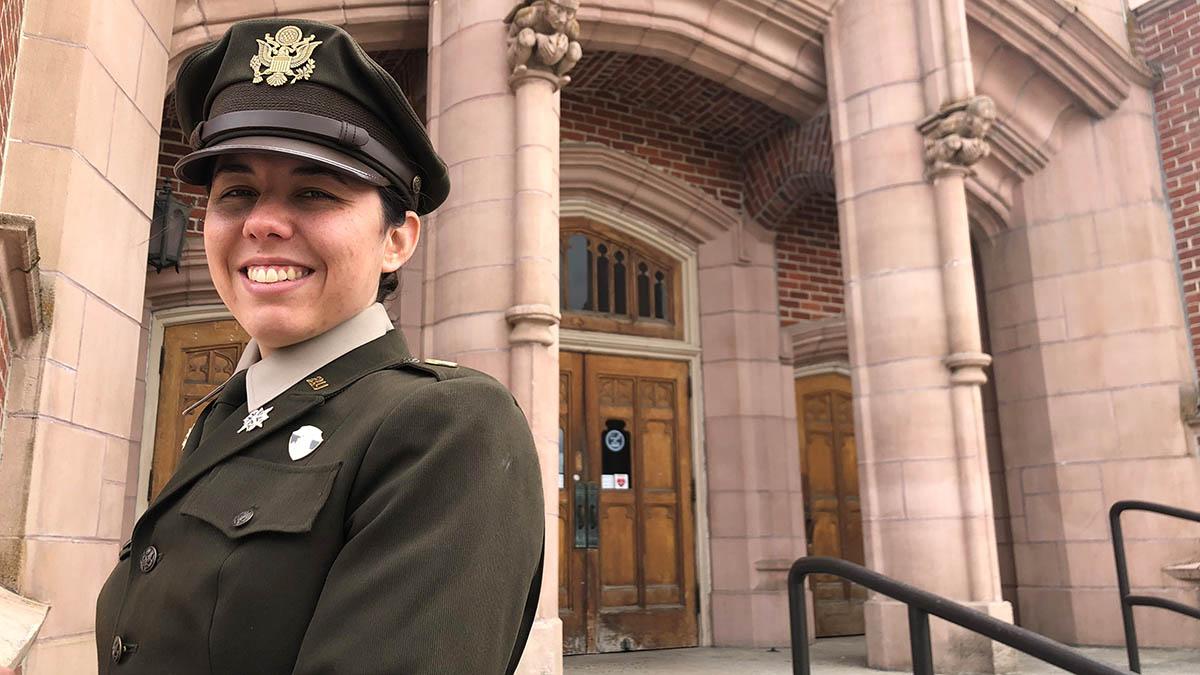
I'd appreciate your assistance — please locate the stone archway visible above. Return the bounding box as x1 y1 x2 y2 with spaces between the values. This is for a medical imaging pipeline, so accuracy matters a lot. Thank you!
561 140 808 648
170 0 429 76
579 0 829 119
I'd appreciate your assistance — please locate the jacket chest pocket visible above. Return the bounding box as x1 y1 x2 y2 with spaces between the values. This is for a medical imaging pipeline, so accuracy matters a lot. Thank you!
180 457 342 539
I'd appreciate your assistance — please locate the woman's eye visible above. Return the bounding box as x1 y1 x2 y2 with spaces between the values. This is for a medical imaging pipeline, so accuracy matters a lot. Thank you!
299 189 337 200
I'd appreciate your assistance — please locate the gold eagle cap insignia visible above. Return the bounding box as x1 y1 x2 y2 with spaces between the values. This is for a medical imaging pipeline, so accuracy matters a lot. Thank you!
250 25 323 87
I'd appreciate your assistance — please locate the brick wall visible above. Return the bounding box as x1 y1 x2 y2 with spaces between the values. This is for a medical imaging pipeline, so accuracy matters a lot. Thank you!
775 192 843 324
563 51 791 211
0 0 24 418
154 49 428 235
1137 0 1200 373
563 52 843 323
0 0 23 184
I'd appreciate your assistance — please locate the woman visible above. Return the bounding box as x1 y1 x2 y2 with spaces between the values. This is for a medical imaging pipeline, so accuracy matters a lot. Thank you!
90 18 544 675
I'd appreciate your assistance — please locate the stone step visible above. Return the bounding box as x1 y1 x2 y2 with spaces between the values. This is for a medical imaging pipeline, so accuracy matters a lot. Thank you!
563 636 1200 674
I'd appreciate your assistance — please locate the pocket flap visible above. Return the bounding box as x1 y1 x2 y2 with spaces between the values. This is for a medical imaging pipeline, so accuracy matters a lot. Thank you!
180 456 341 539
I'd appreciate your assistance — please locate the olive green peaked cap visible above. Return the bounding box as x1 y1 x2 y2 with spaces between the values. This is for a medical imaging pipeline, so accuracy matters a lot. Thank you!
173 18 449 214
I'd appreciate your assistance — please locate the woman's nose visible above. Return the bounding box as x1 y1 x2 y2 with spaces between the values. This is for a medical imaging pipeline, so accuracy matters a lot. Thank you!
242 198 295 241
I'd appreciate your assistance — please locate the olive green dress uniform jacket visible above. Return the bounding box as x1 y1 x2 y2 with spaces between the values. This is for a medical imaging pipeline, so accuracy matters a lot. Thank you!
95 327 544 674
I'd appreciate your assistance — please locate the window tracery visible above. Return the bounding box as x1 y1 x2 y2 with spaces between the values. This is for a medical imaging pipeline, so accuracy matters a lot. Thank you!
560 218 680 338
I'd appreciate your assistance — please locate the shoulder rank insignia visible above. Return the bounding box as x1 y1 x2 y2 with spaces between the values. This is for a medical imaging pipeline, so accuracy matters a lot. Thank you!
424 358 458 368
251 26 322 87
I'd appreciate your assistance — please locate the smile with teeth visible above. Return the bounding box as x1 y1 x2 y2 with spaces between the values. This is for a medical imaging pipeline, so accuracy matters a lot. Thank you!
244 265 312 284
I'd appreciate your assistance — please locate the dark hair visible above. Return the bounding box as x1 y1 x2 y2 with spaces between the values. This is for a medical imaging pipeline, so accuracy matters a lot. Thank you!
377 185 411 303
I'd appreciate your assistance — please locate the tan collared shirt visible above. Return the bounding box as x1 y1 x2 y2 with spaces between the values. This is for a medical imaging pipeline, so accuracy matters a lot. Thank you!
235 303 394 410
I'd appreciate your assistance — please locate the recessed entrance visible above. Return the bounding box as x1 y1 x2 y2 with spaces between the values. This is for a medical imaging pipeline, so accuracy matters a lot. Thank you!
559 352 698 654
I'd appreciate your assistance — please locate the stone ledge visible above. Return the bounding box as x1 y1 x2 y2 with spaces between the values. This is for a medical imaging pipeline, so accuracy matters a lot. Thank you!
968 0 1154 117
0 214 43 342
1164 561 1200 582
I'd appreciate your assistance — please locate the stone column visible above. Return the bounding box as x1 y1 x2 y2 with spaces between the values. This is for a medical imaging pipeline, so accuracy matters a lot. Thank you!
920 95 1003 605
424 0 577 671
505 50 567 675
825 0 1010 671
0 0 174 671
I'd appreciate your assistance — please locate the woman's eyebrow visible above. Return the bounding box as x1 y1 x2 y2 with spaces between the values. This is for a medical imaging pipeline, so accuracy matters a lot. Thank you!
292 165 350 185
212 162 254 179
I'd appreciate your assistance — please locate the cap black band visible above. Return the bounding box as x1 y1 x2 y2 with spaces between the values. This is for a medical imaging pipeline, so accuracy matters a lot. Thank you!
194 110 422 201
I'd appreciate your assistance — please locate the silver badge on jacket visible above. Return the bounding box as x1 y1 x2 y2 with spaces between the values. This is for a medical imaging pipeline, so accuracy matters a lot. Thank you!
288 425 324 461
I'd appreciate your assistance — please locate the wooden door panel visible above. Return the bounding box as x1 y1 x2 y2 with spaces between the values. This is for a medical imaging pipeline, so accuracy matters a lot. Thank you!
586 354 696 653
151 320 249 502
796 373 865 637
559 352 588 655
642 503 680 600
561 351 697 654
640 419 675 489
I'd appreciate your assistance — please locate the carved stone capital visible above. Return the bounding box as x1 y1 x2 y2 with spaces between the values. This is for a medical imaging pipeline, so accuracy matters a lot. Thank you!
506 303 561 346
919 96 997 179
504 0 583 90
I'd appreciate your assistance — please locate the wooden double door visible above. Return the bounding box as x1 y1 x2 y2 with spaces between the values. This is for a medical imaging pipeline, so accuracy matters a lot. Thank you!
795 373 865 637
558 352 698 654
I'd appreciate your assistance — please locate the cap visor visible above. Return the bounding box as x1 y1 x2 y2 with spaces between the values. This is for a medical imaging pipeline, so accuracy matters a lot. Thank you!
175 135 388 186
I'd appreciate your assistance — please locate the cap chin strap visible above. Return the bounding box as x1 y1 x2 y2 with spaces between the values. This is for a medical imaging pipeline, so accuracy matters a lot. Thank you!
193 110 422 202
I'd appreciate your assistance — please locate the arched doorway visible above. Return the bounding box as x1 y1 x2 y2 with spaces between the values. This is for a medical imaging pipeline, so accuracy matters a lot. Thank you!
557 213 702 654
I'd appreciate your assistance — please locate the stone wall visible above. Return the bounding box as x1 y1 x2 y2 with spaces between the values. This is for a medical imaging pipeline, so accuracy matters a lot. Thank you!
0 0 174 668
1137 0 1200 379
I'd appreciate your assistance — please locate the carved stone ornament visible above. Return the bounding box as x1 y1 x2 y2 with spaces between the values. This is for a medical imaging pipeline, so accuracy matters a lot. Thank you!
504 0 583 87
920 95 997 178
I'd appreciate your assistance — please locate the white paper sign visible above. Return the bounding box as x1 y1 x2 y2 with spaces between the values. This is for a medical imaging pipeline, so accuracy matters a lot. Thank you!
614 474 630 490
0 586 50 669
601 474 615 489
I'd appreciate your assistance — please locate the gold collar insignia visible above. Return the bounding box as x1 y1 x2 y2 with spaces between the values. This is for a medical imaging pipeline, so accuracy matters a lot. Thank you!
250 26 323 87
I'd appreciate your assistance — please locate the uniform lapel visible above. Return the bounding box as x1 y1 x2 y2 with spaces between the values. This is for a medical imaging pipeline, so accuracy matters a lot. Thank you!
141 330 416 520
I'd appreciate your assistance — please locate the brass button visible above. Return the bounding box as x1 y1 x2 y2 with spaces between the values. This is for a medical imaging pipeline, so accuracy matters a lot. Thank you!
233 508 255 528
138 546 159 573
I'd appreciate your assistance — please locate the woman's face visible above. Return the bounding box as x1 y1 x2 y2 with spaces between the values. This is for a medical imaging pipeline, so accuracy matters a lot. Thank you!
204 152 419 353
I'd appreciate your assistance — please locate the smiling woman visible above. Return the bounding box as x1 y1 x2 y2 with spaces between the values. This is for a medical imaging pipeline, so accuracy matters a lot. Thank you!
93 18 544 675
203 154 419 354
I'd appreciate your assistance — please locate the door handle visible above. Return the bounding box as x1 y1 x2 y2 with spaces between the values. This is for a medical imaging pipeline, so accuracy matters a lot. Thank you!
573 481 589 549
586 482 601 549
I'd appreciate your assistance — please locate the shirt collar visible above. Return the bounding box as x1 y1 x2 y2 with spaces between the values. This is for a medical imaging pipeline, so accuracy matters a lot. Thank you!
235 303 395 411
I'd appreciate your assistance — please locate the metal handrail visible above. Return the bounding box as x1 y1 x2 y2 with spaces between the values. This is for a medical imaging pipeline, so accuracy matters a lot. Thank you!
1110 500 1200 673
788 556 1128 675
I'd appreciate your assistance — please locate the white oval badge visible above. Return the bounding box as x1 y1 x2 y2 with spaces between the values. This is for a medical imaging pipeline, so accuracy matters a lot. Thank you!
288 425 324 461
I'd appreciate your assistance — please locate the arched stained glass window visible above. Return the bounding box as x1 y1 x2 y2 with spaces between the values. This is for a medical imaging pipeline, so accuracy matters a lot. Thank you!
559 217 681 339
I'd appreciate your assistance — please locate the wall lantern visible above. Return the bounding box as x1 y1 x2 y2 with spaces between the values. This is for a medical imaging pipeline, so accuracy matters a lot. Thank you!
148 182 189 273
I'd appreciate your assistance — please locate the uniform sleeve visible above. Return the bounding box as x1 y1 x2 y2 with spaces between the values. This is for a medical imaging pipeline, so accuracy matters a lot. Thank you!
291 375 544 675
